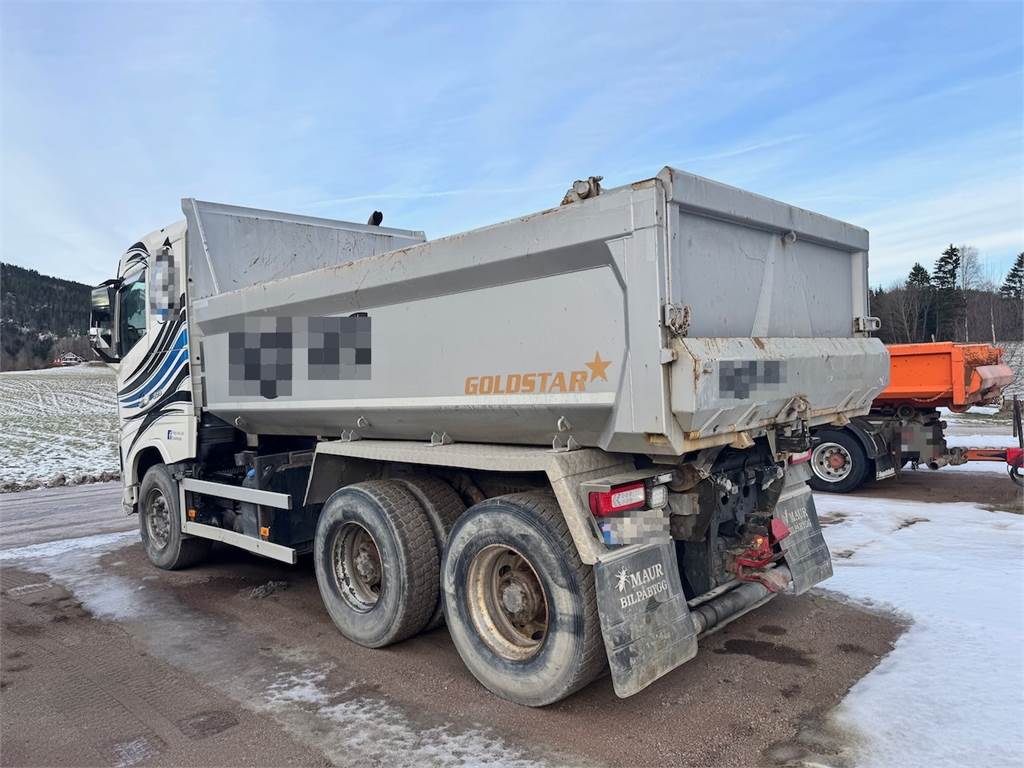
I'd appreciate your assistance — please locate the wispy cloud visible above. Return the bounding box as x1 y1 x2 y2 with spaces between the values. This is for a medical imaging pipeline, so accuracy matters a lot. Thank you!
1 0 1020 288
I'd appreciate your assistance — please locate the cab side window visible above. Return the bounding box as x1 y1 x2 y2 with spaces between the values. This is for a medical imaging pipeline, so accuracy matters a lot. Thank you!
118 270 148 356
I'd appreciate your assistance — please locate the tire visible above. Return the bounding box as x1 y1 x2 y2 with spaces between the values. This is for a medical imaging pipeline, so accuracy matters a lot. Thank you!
442 491 606 706
314 480 439 648
394 474 466 630
809 429 870 493
138 464 211 570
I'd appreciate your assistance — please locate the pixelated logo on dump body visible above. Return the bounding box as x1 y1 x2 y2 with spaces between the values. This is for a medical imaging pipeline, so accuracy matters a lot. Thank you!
718 359 786 400
228 315 371 399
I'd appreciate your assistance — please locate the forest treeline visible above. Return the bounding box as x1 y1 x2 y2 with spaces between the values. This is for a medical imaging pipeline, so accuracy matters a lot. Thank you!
1 263 94 370
871 247 1023 345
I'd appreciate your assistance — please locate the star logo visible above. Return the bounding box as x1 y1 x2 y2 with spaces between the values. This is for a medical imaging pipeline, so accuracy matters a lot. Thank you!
615 567 630 593
585 352 611 382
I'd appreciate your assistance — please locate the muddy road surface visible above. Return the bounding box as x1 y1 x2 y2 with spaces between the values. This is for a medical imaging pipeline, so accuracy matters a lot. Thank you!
1 483 907 767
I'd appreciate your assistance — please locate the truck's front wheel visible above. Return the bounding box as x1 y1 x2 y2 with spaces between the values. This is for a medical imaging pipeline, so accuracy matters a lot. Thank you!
809 429 870 493
442 492 606 706
138 464 211 570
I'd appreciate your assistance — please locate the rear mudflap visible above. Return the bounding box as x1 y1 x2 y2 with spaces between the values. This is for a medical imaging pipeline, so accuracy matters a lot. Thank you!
775 466 833 594
593 539 697 698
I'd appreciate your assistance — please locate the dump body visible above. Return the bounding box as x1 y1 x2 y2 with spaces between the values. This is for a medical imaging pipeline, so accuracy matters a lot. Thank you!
875 342 1013 409
183 168 887 455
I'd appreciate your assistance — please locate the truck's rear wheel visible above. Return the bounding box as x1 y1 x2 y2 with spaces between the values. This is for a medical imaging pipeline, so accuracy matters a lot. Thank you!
314 480 439 647
442 492 606 706
809 429 870 493
138 464 211 570
394 474 465 630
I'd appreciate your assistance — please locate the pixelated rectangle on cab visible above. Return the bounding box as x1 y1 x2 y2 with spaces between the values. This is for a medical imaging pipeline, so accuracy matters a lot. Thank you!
228 317 293 399
151 249 178 321
308 315 371 380
718 360 786 400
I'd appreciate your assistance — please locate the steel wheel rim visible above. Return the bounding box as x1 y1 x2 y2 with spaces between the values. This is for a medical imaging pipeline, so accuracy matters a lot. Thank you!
145 489 171 550
331 522 383 612
812 442 853 482
466 545 549 662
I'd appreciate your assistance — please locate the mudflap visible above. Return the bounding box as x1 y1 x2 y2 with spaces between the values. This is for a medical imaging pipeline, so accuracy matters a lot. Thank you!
775 467 833 594
593 538 697 698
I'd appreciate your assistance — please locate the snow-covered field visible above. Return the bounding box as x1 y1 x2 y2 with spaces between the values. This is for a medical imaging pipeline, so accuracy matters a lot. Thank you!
0 366 119 488
819 492 1024 768
940 404 1014 430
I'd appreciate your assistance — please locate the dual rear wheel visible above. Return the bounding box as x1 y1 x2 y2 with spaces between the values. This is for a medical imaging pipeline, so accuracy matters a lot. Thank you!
313 482 605 705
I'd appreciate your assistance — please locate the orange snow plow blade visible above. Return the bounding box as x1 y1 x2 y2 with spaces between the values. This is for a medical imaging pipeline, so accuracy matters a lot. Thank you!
875 342 1014 410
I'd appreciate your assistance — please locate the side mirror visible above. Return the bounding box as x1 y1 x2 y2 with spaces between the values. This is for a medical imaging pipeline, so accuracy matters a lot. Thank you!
90 281 119 362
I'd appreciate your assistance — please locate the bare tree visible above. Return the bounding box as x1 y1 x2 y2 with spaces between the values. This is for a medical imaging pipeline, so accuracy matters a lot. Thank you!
957 244 983 290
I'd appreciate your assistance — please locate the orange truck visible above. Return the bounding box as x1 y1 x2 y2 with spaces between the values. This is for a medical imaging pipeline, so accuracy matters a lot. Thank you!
808 342 1020 493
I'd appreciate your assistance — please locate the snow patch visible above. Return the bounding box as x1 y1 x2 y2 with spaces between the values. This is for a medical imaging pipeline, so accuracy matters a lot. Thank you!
946 434 1018 449
266 669 333 707
819 494 1024 768
258 666 546 767
0 530 136 562
318 697 542 768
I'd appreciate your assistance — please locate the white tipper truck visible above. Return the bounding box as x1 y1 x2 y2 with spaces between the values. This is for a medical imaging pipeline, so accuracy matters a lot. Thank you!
90 168 888 705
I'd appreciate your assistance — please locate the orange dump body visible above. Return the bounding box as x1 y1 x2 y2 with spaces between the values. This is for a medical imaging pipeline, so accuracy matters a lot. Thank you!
875 342 1014 410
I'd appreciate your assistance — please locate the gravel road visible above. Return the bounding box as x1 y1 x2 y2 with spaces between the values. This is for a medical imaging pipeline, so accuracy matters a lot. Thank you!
0 481 919 767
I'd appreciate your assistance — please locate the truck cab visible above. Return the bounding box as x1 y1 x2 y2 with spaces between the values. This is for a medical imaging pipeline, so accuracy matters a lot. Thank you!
90 222 195 513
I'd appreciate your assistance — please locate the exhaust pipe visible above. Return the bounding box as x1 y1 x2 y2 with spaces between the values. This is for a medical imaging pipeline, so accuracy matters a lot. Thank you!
691 566 792 636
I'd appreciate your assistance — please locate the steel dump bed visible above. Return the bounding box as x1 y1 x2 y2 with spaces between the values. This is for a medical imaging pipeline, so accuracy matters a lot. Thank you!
183 167 888 456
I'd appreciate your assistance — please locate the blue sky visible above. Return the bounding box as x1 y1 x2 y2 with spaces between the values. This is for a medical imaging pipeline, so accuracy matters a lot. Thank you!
2 1 1021 287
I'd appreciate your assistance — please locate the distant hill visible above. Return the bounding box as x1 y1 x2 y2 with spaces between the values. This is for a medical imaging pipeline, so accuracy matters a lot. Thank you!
1 263 94 371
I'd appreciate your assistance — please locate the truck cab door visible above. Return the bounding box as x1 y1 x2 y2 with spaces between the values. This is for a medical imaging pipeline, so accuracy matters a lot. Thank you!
115 265 153 445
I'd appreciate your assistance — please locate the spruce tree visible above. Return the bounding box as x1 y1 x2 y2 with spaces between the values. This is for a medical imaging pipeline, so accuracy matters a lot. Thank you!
932 245 964 341
1000 252 1024 299
907 263 931 287
905 262 934 342
932 245 960 289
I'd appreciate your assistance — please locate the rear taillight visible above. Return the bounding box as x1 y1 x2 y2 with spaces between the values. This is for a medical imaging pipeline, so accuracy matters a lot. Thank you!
589 481 646 516
788 450 812 465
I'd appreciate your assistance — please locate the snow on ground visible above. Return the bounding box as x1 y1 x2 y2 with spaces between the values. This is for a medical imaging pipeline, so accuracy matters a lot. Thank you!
0 366 118 486
945 434 1018 449
939 405 1002 417
818 493 1024 768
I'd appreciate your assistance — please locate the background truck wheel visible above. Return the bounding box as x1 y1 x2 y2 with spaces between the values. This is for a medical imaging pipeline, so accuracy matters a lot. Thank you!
442 491 606 706
138 464 211 570
809 429 870 493
394 474 466 630
314 480 439 648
